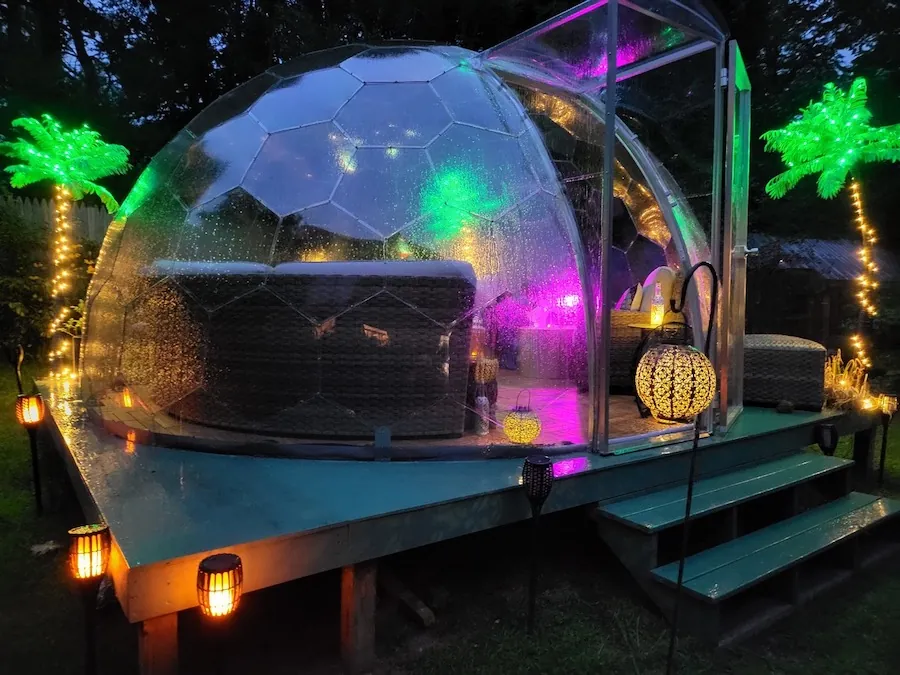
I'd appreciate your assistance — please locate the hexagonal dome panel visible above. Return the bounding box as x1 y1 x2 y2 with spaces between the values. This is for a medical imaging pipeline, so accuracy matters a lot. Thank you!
335 83 451 147
171 114 267 208
332 147 433 237
249 68 362 132
186 73 278 136
428 125 541 217
243 123 353 217
431 67 524 134
340 47 454 82
272 203 383 264
177 188 279 263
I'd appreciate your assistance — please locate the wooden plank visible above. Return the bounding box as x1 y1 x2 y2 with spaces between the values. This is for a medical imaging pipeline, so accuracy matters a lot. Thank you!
341 561 377 675
599 454 852 532
653 494 900 601
138 613 178 675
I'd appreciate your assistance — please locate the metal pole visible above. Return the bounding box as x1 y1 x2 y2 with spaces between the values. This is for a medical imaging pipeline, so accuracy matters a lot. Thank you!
28 428 43 516
83 587 97 675
592 0 618 453
527 508 541 635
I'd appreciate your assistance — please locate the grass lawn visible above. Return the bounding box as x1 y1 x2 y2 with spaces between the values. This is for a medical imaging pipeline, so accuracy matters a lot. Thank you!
2 365 900 674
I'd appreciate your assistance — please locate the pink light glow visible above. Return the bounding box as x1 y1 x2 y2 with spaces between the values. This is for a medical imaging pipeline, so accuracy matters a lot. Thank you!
573 39 654 80
553 456 590 478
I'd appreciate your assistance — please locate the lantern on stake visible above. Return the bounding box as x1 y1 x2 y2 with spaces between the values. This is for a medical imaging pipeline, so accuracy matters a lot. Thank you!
67 523 111 675
521 455 554 636
197 553 243 619
504 390 541 444
15 391 46 515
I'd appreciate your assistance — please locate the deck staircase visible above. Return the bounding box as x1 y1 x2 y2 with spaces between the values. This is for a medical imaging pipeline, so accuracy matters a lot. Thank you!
592 452 900 646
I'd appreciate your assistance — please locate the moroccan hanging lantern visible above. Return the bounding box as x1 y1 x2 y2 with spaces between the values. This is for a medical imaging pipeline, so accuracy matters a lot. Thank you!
635 343 716 424
504 390 541 444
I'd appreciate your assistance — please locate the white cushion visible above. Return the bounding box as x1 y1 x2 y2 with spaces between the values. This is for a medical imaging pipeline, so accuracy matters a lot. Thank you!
639 266 676 313
630 283 644 311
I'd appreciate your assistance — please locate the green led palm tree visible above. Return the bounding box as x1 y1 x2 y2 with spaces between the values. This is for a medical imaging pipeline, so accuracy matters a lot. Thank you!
1 114 129 350
762 78 900 369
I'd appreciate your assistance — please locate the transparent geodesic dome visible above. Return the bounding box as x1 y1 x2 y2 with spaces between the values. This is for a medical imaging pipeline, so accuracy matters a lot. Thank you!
81 43 709 454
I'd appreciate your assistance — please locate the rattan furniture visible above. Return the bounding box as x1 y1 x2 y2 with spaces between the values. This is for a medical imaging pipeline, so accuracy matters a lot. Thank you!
128 260 477 438
743 334 826 411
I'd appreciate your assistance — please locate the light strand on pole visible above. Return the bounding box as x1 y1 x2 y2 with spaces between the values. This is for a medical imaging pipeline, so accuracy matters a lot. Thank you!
851 180 877 370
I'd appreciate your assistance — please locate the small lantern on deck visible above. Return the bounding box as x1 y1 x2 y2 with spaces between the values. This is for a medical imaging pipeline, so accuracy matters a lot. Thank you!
16 393 45 429
635 344 716 424
68 524 111 583
504 390 541 444
197 553 243 618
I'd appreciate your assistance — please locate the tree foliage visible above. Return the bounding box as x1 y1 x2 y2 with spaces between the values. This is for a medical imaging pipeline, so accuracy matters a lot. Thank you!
0 0 898 244
762 78 900 199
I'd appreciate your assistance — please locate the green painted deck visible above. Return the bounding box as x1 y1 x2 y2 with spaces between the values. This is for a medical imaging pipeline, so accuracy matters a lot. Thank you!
598 454 853 532
652 492 900 602
41 377 871 624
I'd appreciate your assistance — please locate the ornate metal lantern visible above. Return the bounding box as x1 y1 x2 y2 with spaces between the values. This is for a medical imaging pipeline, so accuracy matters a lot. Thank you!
504 390 541 444
635 344 716 424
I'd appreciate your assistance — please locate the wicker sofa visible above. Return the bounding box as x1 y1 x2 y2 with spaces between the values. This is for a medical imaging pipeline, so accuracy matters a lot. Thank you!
124 260 477 438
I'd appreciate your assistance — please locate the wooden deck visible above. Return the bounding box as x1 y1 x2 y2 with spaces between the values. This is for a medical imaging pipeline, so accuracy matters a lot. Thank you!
39 377 874 674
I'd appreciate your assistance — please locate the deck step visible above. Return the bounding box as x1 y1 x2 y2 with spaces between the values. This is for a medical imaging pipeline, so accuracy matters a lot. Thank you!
651 492 900 602
597 453 852 533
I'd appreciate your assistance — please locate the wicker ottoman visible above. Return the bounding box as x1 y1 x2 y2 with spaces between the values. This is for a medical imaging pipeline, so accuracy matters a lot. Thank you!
743 334 825 411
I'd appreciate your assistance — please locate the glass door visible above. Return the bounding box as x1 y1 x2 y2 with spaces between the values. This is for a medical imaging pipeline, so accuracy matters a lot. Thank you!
721 41 751 428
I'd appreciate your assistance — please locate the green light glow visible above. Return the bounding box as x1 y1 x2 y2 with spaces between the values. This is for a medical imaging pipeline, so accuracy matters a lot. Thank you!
419 162 506 240
0 114 130 212
762 78 900 199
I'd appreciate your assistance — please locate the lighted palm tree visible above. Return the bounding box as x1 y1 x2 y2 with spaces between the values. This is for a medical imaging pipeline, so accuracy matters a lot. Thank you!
1 114 129 347
762 78 900 369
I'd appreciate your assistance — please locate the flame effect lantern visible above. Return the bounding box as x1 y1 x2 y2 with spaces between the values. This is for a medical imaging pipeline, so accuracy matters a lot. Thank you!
68 524 111 582
504 390 542 444
15 393 45 429
197 553 243 618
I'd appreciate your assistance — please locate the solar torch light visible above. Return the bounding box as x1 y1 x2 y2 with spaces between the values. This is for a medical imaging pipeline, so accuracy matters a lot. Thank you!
521 454 554 635
68 524 111 675
16 391 46 515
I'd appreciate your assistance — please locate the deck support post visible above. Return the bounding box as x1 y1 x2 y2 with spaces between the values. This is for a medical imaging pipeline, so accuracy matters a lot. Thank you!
852 423 876 488
138 613 178 675
341 560 377 674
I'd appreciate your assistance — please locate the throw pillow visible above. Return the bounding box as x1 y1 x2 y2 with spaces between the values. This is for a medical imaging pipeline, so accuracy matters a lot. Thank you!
630 283 644 311
615 283 640 310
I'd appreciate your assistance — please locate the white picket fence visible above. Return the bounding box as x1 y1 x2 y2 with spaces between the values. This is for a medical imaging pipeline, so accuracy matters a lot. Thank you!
2 196 112 243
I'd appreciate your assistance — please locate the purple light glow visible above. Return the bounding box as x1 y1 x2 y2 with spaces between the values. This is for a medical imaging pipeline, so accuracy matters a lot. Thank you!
573 39 654 80
553 456 590 477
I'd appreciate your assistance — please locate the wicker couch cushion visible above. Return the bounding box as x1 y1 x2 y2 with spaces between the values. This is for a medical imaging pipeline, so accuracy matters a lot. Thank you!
744 334 826 411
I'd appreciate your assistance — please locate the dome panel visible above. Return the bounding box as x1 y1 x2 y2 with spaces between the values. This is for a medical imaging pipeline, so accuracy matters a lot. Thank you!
332 147 433 237
627 235 668 285
249 68 363 132
335 83 451 147
186 73 279 137
272 204 383 264
176 188 280 263
171 115 267 208
242 123 354 216
340 48 454 83
427 125 541 218
431 67 523 134
267 45 368 78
